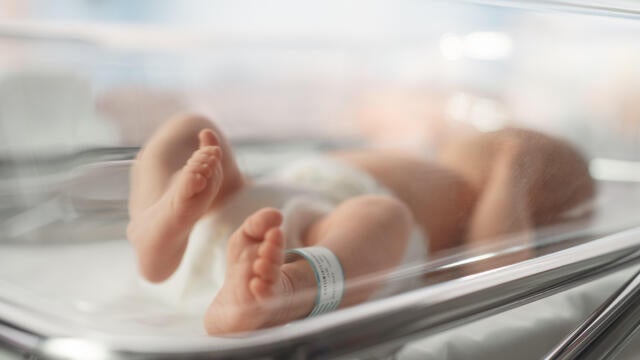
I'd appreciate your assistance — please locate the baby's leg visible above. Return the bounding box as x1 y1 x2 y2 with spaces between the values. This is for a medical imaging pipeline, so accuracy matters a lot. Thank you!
467 140 535 243
464 140 537 272
127 114 245 282
331 150 477 253
205 195 412 335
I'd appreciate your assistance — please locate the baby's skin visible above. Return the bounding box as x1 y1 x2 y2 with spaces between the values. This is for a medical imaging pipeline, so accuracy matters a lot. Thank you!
127 114 595 334
128 130 296 332
128 116 413 334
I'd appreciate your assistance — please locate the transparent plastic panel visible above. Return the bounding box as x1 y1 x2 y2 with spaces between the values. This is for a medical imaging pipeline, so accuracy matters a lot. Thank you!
1 0 640 358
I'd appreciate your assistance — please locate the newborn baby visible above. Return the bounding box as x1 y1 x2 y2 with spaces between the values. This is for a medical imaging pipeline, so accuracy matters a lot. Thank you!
127 114 594 335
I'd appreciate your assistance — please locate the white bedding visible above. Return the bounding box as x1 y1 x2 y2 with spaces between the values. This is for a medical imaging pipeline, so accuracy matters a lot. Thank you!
397 266 640 360
0 240 206 338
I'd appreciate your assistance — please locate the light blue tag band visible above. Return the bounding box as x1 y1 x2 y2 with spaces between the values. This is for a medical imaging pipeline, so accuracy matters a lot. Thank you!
286 246 345 317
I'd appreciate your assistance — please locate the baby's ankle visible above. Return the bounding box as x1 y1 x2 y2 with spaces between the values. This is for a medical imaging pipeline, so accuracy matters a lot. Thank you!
279 261 317 321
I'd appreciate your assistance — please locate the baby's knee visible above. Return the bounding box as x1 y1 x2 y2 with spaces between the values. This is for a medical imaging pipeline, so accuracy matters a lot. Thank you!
144 113 222 154
157 113 214 139
167 113 213 129
140 113 210 149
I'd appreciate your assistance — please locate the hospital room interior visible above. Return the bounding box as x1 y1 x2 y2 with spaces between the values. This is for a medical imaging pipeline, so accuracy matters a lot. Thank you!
2 0 640 359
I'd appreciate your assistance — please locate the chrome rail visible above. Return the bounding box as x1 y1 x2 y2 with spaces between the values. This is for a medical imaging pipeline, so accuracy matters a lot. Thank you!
545 268 640 360
0 321 40 359
579 297 640 360
0 227 629 359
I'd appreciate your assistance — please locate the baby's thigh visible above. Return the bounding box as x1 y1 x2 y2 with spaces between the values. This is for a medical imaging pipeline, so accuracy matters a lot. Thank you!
302 195 412 246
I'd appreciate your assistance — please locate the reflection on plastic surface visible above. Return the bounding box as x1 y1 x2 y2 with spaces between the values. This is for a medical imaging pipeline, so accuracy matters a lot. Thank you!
40 338 112 360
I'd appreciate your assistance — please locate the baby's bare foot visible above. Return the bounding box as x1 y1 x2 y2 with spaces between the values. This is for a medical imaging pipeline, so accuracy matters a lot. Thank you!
205 208 293 335
127 129 224 282
172 144 222 220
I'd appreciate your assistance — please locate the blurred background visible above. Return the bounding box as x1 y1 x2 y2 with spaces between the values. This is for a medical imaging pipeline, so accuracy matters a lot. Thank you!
1 0 640 240
0 0 639 155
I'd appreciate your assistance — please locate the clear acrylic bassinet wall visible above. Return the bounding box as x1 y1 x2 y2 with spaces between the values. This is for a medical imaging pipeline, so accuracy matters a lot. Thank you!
1 1 640 359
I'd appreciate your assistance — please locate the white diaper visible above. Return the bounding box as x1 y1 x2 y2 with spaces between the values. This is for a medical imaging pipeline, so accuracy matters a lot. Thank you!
140 157 428 314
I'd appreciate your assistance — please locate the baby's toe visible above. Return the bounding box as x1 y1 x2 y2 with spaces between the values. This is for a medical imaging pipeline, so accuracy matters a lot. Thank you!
258 229 284 264
198 145 221 158
189 152 219 175
252 229 283 286
189 152 214 168
186 162 212 180
199 129 220 148
243 209 283 240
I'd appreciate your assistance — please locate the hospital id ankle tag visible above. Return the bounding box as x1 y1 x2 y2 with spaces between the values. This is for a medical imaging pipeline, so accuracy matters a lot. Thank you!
286 246 345 317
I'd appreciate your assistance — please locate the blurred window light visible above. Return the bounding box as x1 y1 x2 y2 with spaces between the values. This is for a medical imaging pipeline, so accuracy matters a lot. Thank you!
465 31 512 60
446 92 508 131
440 33 465 60
590 158 640 182
440 31 512 61
469 97 507 131
446 92 472 121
